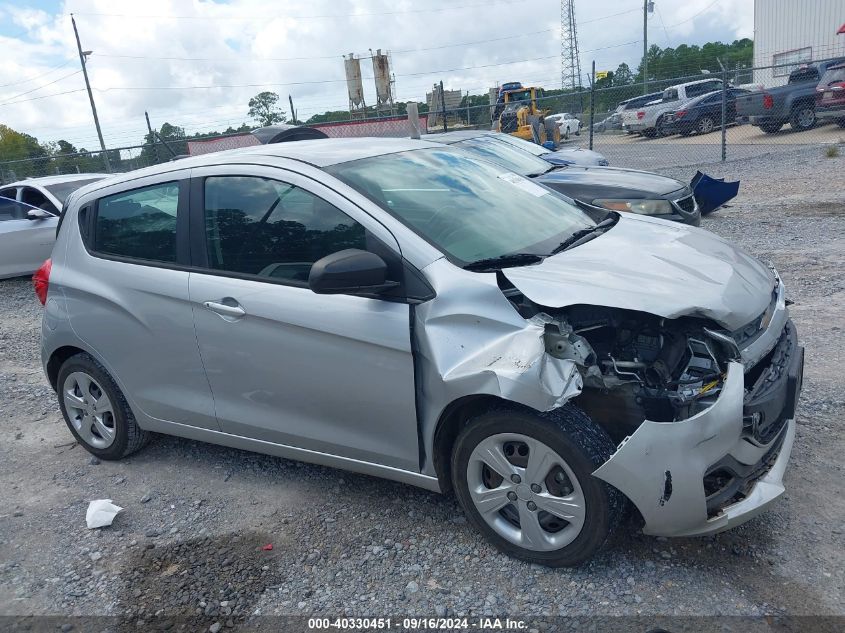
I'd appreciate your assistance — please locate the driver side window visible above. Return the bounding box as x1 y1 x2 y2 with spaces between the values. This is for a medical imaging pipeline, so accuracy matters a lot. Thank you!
20 187 57 214
203 176 367 284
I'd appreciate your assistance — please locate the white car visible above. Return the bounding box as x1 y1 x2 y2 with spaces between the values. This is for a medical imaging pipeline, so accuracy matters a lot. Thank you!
622 78 724 137
548 112 581 138
0 173 109 215
0 174 109 278
0 197 57 279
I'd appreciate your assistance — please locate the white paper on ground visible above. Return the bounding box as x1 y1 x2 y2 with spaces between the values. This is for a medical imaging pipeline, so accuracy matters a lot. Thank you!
86 499 123 529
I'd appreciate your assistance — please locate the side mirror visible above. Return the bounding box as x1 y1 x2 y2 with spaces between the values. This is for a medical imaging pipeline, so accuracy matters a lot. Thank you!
308 249 399 295
27 208 53 220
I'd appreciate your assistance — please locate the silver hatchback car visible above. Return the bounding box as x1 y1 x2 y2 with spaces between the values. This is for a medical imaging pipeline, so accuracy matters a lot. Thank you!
38 138 803 566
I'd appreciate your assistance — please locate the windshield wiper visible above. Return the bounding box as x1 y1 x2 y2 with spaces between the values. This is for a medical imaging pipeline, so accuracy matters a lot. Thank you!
527 164 558 177
549 216 617 256
463 253 544 272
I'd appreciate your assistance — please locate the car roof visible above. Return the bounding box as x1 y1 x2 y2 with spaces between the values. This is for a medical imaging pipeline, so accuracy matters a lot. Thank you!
2 173 110 188
106 138 445 183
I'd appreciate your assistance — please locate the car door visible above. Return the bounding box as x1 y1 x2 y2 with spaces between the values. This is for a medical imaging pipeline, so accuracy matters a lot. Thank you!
188 165 421 471
0 197 57 278
64 173 219 430
20 186 60 214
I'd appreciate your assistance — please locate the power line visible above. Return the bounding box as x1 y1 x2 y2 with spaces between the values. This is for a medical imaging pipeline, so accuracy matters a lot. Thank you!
0 60 73 88
0 88 86 108
70 0 529 21
93 53 566 93
92 28 562 63
0 70 81 103
664 0 722 28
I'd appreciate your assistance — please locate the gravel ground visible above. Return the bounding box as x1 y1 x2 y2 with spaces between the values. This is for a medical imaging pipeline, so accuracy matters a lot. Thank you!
0 144 843 630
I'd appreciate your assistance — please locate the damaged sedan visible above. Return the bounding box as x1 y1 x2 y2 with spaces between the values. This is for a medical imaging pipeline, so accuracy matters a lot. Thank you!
39 138 802 566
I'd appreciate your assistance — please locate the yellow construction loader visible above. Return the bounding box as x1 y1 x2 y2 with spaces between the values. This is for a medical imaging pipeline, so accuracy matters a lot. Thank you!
492 86 561 146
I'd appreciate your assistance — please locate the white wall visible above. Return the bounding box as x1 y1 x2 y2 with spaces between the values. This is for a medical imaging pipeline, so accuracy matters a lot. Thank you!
754 0 845 87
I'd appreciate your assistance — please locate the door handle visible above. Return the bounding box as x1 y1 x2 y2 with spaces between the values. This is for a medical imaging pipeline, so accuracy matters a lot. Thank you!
203 300 246 318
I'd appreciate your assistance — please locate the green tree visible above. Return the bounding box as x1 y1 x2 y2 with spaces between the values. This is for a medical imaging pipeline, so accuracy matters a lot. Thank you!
248 92 287 127
613 63 634 86
0 124 49 179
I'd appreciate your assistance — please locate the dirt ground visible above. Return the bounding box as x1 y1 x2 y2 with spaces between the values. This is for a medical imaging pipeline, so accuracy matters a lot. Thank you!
0 144 842 630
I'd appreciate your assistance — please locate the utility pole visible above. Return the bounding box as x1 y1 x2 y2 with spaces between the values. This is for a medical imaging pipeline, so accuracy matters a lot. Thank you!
144 111 159 164
439 81 448 133
288 95 297 125
643 1 654 94
71 15 111 172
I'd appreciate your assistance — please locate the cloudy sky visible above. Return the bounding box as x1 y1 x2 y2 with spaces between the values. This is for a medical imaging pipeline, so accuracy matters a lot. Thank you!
0 0 754 150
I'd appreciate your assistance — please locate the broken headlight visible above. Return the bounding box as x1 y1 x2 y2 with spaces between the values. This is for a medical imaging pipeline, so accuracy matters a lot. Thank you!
592 198 674 215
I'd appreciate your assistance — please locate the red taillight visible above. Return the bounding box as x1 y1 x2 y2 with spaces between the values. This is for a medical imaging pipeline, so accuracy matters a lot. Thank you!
675 110 687 119
33 258 51 306
636 111 645 119
762 93 773 109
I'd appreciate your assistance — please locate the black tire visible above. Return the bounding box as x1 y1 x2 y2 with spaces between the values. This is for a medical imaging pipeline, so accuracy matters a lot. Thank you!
790 103 816 131
451 403 623 567
57 352 150 460
759 121 783 134
837 118 845 129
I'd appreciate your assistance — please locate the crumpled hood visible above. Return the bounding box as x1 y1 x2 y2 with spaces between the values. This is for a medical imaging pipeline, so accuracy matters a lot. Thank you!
537 165 687 200
542 148 607 166
502 215 775 331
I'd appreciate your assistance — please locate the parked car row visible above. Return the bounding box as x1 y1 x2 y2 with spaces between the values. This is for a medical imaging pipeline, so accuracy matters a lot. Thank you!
26 134 801 567
616 59 845 139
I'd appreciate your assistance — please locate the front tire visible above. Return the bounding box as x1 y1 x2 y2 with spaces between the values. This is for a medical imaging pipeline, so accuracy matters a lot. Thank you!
57 353 150 460
451 404 622 567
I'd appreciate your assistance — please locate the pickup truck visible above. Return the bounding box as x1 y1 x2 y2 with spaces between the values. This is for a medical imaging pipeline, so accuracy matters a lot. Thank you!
735 58 845 133
622 78 724 137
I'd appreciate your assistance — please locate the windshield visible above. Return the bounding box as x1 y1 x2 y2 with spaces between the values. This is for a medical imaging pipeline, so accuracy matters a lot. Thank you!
819 67 845 86
452 136 553 177
327 148 593 266
485 133 550 156
45 177 107 204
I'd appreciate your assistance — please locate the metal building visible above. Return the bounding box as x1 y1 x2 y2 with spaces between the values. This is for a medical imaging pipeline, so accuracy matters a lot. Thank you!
753 0 845 87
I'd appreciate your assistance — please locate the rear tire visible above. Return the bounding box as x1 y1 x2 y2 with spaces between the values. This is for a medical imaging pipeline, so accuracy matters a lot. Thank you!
758 121 783 133
451 404 623 567
57 353 150 460
697 116 715 134
790 104 816 131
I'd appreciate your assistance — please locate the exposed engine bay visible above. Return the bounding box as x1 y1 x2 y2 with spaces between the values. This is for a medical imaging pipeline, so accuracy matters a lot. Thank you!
501 281 736 440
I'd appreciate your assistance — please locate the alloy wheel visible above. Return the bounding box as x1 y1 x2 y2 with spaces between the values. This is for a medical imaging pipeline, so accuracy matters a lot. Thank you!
698 117 715 134
63 371 116 449
466 433 586 551
797 107 815 129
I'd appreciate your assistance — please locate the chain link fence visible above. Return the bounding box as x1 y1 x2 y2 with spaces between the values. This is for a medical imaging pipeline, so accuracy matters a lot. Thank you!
3 56 844 184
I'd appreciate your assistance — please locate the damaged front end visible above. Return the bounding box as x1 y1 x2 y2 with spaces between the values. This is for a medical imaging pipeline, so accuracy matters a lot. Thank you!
497 270 803 537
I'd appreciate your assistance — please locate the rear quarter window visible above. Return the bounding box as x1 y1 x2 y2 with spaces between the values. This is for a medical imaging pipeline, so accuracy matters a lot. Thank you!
93 182 180 263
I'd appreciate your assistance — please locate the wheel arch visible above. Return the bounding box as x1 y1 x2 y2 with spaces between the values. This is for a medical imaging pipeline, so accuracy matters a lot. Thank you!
46 345 88 391
432 394 526 493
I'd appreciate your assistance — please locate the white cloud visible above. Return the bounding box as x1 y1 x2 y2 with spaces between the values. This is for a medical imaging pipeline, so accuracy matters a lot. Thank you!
0 0 754 149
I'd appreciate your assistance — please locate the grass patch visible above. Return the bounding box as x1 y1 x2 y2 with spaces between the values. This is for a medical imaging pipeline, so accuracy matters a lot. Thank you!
825 145 840 158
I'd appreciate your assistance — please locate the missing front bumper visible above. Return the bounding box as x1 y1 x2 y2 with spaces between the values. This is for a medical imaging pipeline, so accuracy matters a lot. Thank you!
591 353 799 537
